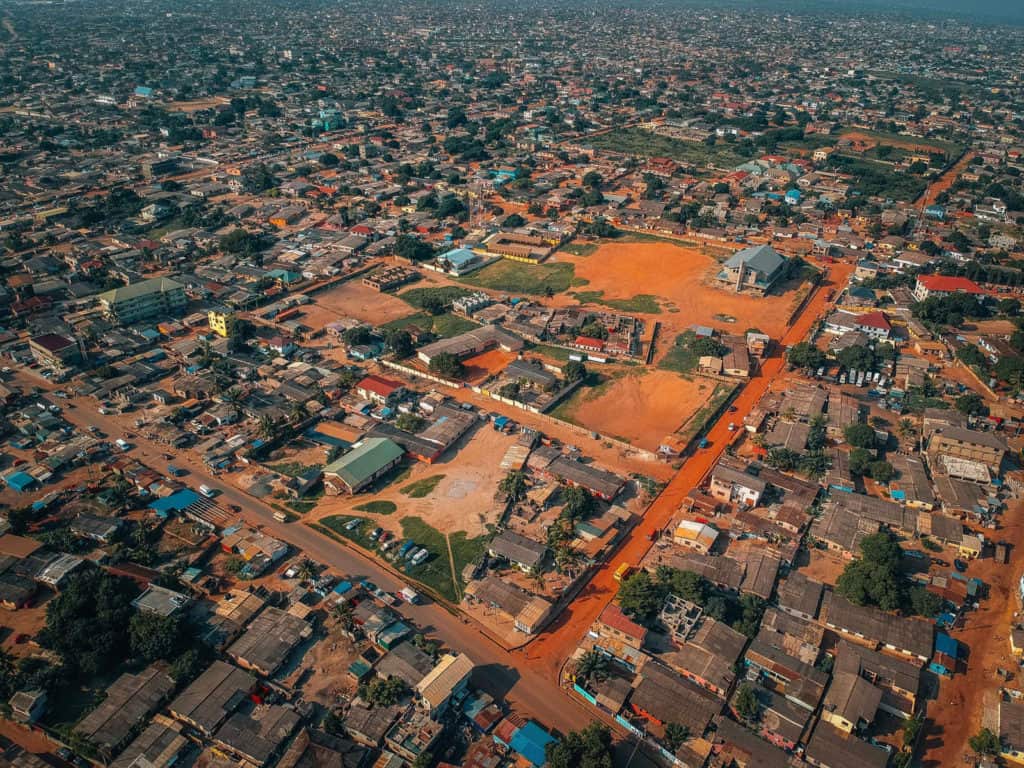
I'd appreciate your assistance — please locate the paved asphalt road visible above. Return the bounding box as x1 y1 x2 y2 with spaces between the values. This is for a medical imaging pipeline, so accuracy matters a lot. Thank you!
20 372 599 737
10 262 848 758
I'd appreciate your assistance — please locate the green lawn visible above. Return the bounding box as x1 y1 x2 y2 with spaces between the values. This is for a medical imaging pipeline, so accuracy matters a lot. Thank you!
459 259 584 295
658 331 702 374
528 343 572 362
432 313 479 337
572 290 661 314
354 500 398 515
400 516 489 603
559 242 598 257
398 286 473 310
829 155 929 201
318 515 376 549
400 474 445 498
286 499 317 515
587 127 745 168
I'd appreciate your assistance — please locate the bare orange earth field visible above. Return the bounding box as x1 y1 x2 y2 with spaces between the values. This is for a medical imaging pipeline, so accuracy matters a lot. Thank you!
567 369 715 451
462 348 519 384
558 240 798 338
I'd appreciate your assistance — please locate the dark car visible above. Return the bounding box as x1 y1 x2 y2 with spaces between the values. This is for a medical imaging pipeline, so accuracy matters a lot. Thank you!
954 559 968 573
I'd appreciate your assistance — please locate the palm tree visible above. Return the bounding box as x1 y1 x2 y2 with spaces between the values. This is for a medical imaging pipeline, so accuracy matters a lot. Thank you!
222 386 244 418
898 418 916 439
288 400 308 424
332 601 356 634
258 413 279 441
554 544 583 577
573 649 609 685
529 565 546 592
499 471 527 504
295 558 318 582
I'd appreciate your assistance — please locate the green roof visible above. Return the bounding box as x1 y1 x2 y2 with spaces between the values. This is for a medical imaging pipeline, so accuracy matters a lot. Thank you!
324 437 404 488
99 276 184 304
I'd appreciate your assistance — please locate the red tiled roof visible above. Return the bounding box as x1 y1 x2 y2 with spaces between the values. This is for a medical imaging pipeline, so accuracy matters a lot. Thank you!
598 603 647 640
357 374 402 397
856 311 892 331
917 275 984 294
31 333 76 353
574 336 606 349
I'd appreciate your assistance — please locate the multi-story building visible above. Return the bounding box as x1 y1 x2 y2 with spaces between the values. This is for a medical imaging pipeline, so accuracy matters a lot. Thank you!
99 277 187 324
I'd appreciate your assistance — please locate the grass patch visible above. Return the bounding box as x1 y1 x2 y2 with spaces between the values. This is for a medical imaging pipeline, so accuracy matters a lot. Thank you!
400 474 445 498
354 500 398 516
658 331 702 374
459 259 581 295
572 290 661 314
399 516 489 603
678 383 737 441
431 313 479 337
286 500 317 515
559 241 598 257
828 155 928 201
317 515 376 549
268 462 321 478
528 343 572 362
398 286 473 310
587 127 745 168
380 312 434 333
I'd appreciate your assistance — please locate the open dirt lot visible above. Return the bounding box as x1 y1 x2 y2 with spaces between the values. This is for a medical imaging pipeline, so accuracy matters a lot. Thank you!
557 240 799 338
306 278 417 327
556 369 712 451
462 348 519 385
311 425 517 537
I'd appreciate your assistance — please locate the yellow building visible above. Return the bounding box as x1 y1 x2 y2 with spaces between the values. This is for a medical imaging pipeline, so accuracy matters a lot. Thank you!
208 310 237 338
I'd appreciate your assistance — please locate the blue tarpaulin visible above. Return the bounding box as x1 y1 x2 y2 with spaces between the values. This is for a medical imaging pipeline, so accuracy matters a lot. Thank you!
148 488 200 515
4 471 36 492
509 721 556 767
936 632 959 659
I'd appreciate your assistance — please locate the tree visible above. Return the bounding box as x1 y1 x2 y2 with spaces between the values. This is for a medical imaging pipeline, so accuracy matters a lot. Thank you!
38 568 137 678
968 728 1000 756
396 413 426 433
582 171 603 188
907 585 942 618
503 213 526 228
429 352 464 378
258 413 279 441
663 723 690 752
573 649 609 685
545 723 614 768
849 447 872 476
732 683 760 722
342 326 374 347
561 485 596 522
836 532 904 612
564 360 587 383
129 611 185 662
499 471 528 503
787 342 826 371
656 567 708 604
868 460 895 483
363 677 408 706
733 594 766 638
844 422 876 448
170 647 210 684
807 415 828 450
766 447 799 471
394 234 435 262
617 571 664 625
956 393 988 417
384 329 414 358
836 345 876 372
219 228 261 255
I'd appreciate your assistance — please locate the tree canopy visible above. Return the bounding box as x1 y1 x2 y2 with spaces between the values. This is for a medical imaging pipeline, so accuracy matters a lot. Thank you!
546 723 614 768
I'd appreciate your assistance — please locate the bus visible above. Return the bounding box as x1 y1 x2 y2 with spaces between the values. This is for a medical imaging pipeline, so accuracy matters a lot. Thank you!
614 562 636 582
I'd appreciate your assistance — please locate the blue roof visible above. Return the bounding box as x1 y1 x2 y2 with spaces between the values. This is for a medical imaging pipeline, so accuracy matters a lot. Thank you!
785 189 802 200
4 471 36 492
935 632 959 658
440 247 479 267
148 488 200 513
509 722 556 767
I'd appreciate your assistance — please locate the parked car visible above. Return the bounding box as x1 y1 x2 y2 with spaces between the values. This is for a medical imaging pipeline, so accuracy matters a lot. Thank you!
344 519 361 531
954 559 968 572
369 527 382 541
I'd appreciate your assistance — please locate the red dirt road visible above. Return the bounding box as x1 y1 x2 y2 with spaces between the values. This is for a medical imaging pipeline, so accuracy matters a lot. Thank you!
520 261 854 677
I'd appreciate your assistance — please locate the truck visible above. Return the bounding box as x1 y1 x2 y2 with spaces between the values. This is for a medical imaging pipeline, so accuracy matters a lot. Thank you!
115 438 130 451
401 586 420 604
398 540 416 559
167 464 184 477
199 484 216 498
410 548 429 565
273 510 288 523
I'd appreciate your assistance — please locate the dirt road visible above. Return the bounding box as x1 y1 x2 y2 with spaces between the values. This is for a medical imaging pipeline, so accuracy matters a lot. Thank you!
918 151 976 209
520 261 854 677
12 373 596 737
